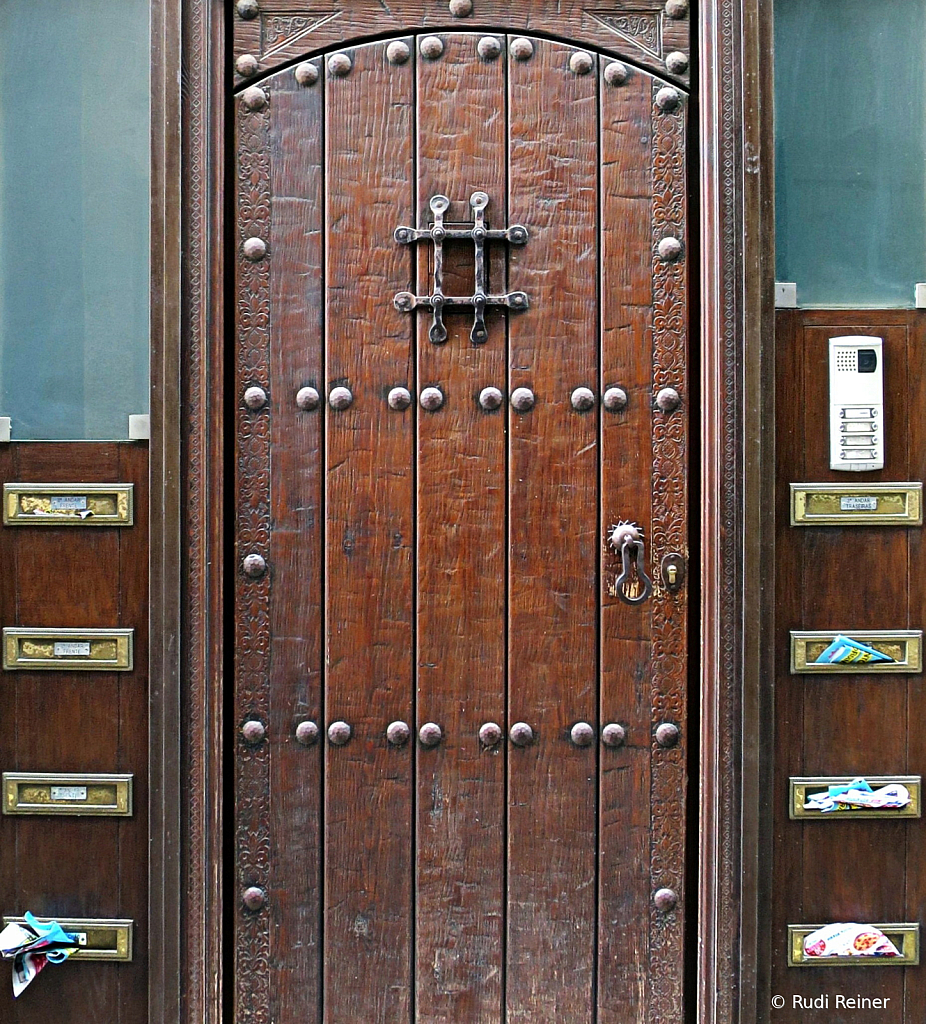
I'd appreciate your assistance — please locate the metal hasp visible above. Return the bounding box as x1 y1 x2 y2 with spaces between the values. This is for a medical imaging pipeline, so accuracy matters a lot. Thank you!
394 192 529 344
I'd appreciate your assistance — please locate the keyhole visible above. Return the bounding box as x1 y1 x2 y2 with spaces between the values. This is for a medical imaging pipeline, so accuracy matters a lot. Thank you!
667 565 678 585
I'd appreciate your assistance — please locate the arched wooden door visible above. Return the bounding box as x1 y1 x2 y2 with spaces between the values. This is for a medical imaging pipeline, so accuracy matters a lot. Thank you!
233 26 689 1024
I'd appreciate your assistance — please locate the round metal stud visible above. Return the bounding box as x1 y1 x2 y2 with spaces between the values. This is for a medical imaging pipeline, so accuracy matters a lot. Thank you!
570 722 595 747
328 53 353 77
655 722 680 748
604 61 629 86
665 0 688 17
510 722 534 747
601 723 627 748
242 86 268 111
295 720 319 746
510 37 534 61
569 51 594 75
241 719 266 744
386 40 410 65
602 387 628 412
477 36 502 60
388 387 412 410
329 386 353 410
479 386 503 411
479 722 503 746
657 236 683 261
294 62 319 86
571 387 595 412
609 521 641 551
242 553 267 578
665 51 689 74
419 722 443 747
510 387 535 412
654 887 678 911
387 721 411 746
420 387 444 411
236 0 260 18
420 36 445 60
236 54 260 77
296 386 320 411
655 87 682 112
655 387 681 412
328 720 352 746
243 886 266 911
244 386 267 410
243 236 267 262
449 0 473 15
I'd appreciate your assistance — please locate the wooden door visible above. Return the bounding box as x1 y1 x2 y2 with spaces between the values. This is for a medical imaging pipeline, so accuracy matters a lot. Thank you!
233 28 689 1024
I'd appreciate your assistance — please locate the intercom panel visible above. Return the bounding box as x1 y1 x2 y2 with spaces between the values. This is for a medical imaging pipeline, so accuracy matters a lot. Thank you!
828 336 884 471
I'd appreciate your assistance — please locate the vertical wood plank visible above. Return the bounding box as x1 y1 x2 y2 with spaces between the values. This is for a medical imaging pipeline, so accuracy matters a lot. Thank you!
414 31 507 1024
506 36 599 1024
323 37 416 1024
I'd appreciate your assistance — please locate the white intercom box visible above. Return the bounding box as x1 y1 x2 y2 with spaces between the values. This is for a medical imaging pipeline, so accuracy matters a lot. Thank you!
829 336 884 472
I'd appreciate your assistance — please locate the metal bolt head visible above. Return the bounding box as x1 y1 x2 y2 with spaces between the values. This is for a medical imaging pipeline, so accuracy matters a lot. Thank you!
387 41 410 65
449 0 473 15
509 722 534 747
655 387 681 412
654 887 678 911
479 722 503 746
601 723 627 748
244 385 267 410
478 36 502 60
242 553 267 578
329 386 353 410
243 236 267 262
419 722 443 747
569 51 594 76
657 236 683 261
603 387 628 412
295 720 319 746
294 62 319 86
570 722 595 747
510 387 535 412
571 386 595 412
610 521 641 549
665 0 688 16
242 86 268 111
655 87 682 112
655 722 680 748
387 721 411 746
479 386 503 411
604 61 629 86
510 37 534 61
420 387 444 411
296 386 319 411
327 720 352 746
420 36 445 59
328 53 352 77
241 719 266 744
242 886 266 911
236 54 259 77
666 51 689 74
388 387 412 410
236 0 259 18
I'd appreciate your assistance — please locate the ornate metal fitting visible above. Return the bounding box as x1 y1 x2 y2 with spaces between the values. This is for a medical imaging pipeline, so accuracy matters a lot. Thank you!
608 521 653 604
394 192 529 345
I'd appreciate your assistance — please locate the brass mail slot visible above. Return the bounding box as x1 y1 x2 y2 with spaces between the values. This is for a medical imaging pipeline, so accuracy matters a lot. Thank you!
790 776 921 820
790 630 922 674
2 917 133 962
2 773 133 817
788 924 919 967
3 483 133 526
3 628 134 672
791 482 922 527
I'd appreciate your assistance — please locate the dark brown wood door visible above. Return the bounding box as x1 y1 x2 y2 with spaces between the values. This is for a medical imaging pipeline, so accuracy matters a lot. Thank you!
233 30 689 1024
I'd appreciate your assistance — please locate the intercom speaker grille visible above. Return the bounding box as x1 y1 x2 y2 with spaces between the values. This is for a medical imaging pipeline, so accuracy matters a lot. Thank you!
835 349 858 373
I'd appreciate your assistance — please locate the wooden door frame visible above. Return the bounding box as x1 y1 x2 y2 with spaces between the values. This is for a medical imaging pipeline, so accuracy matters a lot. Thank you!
149 1 776 1021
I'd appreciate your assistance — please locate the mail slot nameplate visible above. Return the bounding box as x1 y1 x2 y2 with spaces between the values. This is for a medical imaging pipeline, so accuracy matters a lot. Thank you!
1 917 133 962
790 482 922 527
3 483 133 526
3 629 133 671
788 924 919 967
790 776 921 820
790 630 922 674
3 773 133 817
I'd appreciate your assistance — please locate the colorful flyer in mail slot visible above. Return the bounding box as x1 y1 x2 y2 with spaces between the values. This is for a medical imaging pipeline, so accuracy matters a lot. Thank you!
813 634 894 665
0 913 80 997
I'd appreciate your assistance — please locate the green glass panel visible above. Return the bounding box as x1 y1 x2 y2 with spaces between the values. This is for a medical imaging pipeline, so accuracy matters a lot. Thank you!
775 0 926 307
0 0 150 439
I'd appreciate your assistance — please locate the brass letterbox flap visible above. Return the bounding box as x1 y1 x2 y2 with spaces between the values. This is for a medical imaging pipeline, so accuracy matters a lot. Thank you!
790 630 923 674
2 773 133 817
790 482 923 527
2 628 134 672
3 483 134 526
790 776 921 820
2 917 133 962
788 923 919 967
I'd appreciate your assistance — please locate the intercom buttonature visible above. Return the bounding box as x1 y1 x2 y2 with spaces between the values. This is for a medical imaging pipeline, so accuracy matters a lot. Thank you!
829 336 884 472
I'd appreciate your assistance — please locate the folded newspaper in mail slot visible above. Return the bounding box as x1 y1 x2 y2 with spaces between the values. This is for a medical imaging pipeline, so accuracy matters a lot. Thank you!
813 635 894 665
803 777 911 813
0 912 80 997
